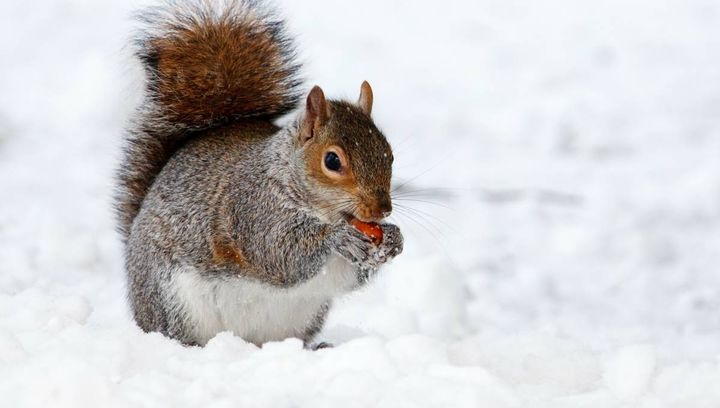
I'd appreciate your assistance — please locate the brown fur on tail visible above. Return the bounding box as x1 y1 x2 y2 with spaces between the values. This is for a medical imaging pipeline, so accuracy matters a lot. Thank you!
116 0 302 239
137 0 302 126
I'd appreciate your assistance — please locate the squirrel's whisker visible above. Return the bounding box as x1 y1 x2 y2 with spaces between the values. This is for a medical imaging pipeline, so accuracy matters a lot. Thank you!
392 205 449 240
393 202 451 228
390 210 444 246
391 187 460 198
391 196 452 210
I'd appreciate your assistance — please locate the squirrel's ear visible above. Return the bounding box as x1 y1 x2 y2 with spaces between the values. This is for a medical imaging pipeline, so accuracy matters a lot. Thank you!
300 85 328 144
357 81 373 116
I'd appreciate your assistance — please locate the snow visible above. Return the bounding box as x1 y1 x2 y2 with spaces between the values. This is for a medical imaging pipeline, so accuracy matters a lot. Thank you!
603 344 657 401
2 0 720 406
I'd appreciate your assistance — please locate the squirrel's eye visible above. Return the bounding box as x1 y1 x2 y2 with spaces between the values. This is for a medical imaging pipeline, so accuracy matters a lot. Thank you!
324 151 342 172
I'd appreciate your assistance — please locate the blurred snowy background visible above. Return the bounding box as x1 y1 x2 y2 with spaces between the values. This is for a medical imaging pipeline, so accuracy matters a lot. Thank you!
1 0 720 406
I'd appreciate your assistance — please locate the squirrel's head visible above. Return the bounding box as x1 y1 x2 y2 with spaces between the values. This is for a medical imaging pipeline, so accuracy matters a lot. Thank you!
296 82 394 224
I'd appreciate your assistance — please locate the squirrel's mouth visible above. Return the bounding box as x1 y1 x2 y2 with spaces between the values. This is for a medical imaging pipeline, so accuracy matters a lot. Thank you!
341 211 384 224
340 211 357 222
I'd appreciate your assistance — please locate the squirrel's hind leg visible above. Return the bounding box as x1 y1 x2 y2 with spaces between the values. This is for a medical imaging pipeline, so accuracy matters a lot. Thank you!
301 301 332 349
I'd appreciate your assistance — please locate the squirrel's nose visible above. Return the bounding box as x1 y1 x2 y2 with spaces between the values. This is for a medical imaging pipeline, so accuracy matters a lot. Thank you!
375 194 392 219
360 191 392 221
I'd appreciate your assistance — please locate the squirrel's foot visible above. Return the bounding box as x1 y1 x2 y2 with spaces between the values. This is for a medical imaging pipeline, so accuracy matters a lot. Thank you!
306 341 334 350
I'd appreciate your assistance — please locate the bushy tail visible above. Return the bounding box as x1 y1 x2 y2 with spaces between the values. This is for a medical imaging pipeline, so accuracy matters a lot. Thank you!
116 0 302 240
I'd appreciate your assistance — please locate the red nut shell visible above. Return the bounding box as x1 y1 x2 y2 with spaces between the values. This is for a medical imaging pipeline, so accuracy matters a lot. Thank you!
349 219 383 245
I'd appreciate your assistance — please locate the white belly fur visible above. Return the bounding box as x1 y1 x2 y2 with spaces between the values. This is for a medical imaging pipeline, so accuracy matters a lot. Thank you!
170 255 357 345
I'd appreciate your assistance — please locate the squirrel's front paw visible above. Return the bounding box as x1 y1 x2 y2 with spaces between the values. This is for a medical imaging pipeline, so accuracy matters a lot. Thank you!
331 222 403 270
331 223 378 269
375 223 404 262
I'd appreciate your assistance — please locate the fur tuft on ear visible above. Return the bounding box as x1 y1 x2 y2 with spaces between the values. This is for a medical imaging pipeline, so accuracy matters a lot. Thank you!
300 85 328 143
358 81 373 116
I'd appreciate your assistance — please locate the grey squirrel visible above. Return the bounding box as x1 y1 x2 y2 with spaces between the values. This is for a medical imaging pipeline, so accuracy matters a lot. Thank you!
115 0 403 347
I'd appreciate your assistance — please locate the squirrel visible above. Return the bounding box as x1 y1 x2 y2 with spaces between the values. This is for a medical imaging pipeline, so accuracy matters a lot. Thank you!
115 0 403 348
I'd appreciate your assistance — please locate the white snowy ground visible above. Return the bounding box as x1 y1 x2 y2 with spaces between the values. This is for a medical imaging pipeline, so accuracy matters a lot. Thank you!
1 0 720 406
